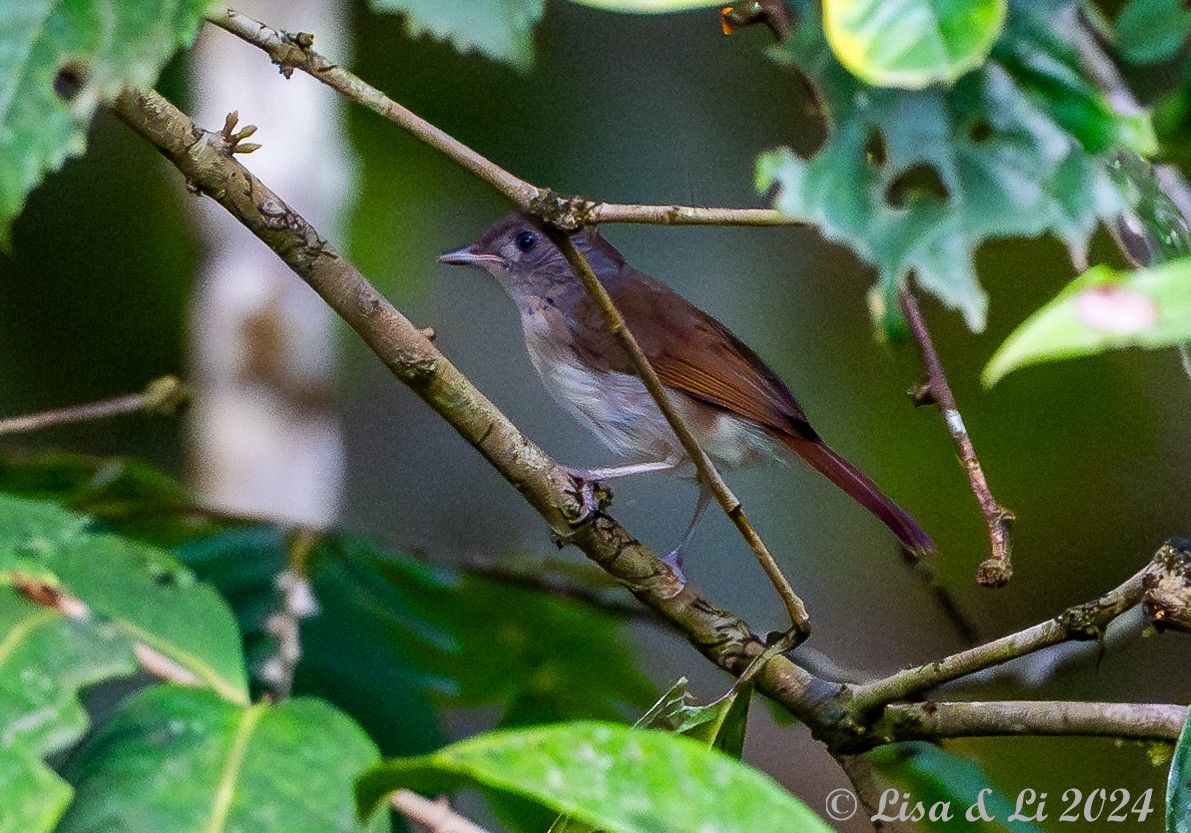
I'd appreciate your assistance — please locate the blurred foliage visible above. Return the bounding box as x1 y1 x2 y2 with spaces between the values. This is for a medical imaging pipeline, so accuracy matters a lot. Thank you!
60 686 387 833
1115 0 1191 65
0 0 218 246
1169 709 1191 833
822 0 1007 89
357 721 837 832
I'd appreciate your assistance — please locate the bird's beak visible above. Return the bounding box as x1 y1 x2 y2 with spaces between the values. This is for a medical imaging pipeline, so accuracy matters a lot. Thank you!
437 245 505 267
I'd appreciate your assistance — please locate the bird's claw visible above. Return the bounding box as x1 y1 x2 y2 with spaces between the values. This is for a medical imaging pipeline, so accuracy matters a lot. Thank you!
560 473 611 530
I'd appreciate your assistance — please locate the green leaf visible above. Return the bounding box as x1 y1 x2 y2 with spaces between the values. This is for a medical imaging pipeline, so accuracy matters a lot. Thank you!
992 5 1157 156
358 722 835 832
0 494 249 703
983 259 1191 385
1169 706 1191 833
760 0 1134 335
0 744 72 833
636 678 752 758
1117 0 1191 65
869 742 1047 833
368 0 544 72
824 0 1006 89
0 452 234 547
0 0 220 246
59 685 388 833
0 587 137 756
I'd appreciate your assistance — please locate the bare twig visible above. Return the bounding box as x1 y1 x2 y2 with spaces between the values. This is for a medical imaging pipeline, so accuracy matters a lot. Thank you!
882 700 1187 743
391 791 494 833
552 233 810 635
0 376 186 437
209 11 805 230
898 288 1014 588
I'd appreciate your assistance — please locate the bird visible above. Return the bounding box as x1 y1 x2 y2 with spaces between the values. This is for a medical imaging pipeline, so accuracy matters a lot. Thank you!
439 211 934 579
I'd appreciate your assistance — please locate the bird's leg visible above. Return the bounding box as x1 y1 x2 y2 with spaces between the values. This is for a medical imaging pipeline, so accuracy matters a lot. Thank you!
562 457 682 528
662 485 713 584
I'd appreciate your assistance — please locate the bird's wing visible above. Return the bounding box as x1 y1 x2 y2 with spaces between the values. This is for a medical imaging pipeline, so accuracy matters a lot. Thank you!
566 265 818 442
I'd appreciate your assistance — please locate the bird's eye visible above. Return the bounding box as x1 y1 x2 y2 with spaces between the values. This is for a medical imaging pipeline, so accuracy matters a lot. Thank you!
514 231 537 252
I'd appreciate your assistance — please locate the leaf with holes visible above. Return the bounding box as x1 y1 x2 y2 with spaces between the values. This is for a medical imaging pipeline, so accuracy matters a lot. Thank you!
983 259 1191 385
369 0 544 71
357 721 835 833
0 0 221 246
58 686 388 833
0 494 249 703
0 743 72 833
760 0 1144 336
824 0 1006 89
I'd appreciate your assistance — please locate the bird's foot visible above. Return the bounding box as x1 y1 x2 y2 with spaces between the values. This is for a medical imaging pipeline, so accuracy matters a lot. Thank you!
559 470 612 529
661 547 688 585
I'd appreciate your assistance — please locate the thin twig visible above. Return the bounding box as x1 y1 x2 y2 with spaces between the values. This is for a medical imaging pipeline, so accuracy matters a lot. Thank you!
552 233 810 635
849 555 1152 714
209 11 805 230
391 791 494 833
0 376 186 437
898 288 1014 588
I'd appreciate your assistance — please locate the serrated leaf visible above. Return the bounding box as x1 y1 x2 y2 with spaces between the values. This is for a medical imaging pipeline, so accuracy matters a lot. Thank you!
369 0 544 72
824 0 1006 89
59 685 388 833
1117 0 1191 65
983 259 1191 385
760 0 1133 335
0 0 220 246
357 721 835 833
1168 706 1191 833
0 743 72 833
0 494 249 703
0 587 137 756
869 742 1047 833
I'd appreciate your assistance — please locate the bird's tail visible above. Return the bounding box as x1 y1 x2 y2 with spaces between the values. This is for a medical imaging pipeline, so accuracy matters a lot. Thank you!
783 437 935 556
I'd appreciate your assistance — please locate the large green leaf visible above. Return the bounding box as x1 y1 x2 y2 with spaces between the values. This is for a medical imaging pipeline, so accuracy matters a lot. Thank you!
1116 0 1191 65
368 0 544 71
1169 706 1191 833
59 685 388 833
760 0 1142 335
0 0 220 246
824 0 1006 89
0 587 137 756
0 494 249 703
983 259 1191 385
0 744 72 833
357 722 836 833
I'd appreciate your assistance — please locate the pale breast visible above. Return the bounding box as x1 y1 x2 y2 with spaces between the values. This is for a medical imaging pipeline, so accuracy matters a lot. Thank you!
520 308 784 470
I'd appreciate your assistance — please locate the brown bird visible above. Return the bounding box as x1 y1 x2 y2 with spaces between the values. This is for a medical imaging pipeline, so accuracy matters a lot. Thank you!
440 212 933 579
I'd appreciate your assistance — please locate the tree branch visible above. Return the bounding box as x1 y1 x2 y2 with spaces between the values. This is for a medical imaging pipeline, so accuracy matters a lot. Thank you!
208 10 805 230
848 546 1164 715
882 700 1188 743
106 85 826 726
390 791 494 833
0 376 186 437
898 288 1014 588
